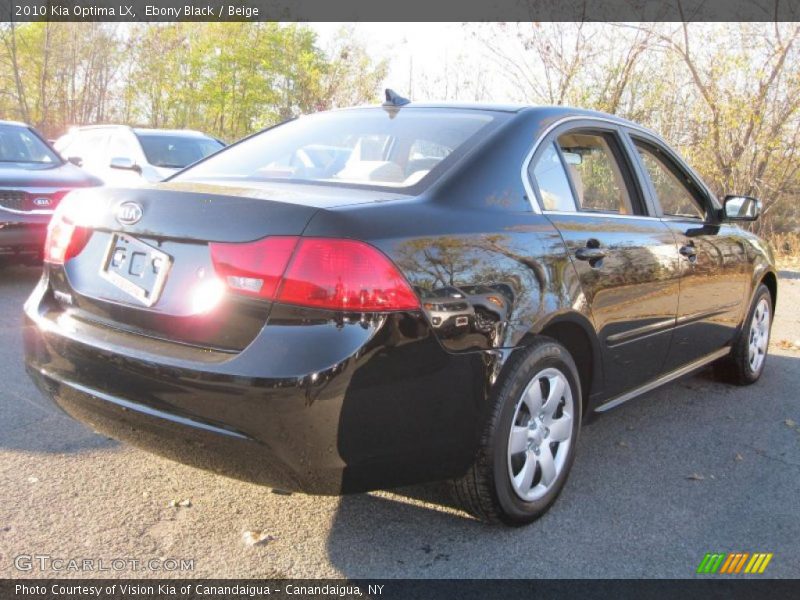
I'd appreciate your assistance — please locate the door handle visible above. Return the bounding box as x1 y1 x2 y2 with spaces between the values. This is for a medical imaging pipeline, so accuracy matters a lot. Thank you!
575 247 607 261
679 244 697 260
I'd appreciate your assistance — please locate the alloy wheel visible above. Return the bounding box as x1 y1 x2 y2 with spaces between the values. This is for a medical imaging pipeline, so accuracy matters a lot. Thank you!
748 297 770 373
507 367 575 502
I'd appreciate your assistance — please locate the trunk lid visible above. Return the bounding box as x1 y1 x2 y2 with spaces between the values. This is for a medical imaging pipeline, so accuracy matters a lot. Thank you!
55 183 397 350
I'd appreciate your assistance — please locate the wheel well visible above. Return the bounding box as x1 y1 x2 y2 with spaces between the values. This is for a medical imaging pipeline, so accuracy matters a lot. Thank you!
539 320 595 414
761 272 777 310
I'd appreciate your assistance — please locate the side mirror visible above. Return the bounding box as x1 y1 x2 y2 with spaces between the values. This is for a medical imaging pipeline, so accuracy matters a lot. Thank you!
67 156 83 167
722 195 760 222
110 156 142 174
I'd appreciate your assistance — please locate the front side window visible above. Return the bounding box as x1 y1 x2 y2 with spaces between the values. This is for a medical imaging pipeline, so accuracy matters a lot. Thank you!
78 130 111 166
556 132 633 214
108 133 138 161
634 142 705 219
174 108 498 191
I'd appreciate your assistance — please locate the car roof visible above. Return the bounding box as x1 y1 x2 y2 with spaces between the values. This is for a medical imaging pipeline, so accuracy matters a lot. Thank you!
331 103 658 134
132 128 212 137
336 102 528 114
0 120 31 128
64 125 211 137
517 105 657 134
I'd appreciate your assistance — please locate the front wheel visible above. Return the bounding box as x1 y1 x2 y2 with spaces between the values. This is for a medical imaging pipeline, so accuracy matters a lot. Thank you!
450 337 581 525
716 283 773 385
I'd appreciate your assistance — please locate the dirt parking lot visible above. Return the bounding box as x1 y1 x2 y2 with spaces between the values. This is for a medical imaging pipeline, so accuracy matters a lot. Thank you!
1 266 798 578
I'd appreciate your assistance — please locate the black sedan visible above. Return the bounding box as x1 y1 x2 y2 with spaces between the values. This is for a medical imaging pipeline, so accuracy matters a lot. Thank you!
23 97 776 525
0 121 102 265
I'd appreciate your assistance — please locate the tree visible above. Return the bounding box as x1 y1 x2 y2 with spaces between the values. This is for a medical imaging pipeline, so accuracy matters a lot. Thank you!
0 23 386 142
473 22 800 233
0 23 125 135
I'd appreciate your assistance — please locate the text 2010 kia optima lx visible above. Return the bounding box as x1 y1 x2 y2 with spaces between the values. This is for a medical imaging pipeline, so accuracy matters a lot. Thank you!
24 97 776 524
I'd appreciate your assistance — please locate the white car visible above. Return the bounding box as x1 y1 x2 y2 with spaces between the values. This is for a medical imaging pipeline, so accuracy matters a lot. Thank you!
53 126 224 186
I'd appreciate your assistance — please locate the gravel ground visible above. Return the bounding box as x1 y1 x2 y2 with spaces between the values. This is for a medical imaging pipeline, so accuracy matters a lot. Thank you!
1 265 798 579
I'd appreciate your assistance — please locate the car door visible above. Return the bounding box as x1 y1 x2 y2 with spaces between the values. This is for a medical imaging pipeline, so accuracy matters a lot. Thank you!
528 122 682 398
627 133 749 370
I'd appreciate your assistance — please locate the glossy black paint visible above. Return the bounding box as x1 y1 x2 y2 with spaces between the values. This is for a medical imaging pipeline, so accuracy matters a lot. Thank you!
25 273 493 493
23 105 777 494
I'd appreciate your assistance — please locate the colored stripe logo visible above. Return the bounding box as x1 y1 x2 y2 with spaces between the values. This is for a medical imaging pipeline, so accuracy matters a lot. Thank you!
697 552 773 574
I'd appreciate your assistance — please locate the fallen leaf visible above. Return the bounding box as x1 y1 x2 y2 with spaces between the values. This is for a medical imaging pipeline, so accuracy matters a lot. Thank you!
687 473 705 481
617 441 629 448
243 530 275 546
777 339 800 350
735 453 744 461
785 419 798 429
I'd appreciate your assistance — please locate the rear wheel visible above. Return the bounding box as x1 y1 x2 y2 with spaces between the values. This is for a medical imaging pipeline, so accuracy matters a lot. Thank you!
450 337 581 525
716 284 772 385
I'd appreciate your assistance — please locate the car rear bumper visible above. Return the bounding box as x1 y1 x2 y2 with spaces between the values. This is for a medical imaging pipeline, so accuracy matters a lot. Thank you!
0 208 50 257
23 271 495 494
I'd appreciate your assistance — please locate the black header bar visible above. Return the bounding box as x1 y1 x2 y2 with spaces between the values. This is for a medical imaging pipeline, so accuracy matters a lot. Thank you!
3 0 800 22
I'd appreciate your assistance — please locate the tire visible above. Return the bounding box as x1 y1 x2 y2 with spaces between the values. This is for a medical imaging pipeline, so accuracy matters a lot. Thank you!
715 283 773 385
450 337 582 525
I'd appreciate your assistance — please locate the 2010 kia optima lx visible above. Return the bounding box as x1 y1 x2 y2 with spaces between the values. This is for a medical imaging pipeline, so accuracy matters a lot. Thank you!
24 94 777 525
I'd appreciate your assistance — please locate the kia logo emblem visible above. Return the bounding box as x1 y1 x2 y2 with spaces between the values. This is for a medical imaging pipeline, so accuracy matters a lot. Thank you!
32 197 51 207
116 201 143 226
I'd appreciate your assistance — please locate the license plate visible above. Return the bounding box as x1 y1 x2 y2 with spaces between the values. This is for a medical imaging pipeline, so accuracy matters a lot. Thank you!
100 233 172 307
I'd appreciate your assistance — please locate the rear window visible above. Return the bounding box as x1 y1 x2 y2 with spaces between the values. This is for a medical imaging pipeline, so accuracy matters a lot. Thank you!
173 108 499 191
136 133 224 169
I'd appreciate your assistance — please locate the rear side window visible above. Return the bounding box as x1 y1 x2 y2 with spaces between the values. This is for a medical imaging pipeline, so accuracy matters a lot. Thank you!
634 142 705 219
175 108 498 192
137 134 223 169
530 143 577 211
556 132 634 214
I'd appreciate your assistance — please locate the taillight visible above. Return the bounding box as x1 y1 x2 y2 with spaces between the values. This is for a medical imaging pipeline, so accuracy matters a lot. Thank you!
279 239 420 311
209 237 300 299
43 191 95 264
209 237 420 312
44 216 90 264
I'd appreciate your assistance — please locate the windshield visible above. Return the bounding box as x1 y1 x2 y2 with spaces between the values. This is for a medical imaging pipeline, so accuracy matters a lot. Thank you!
136 133 224 169
0 124 60 164
173 108 498 191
